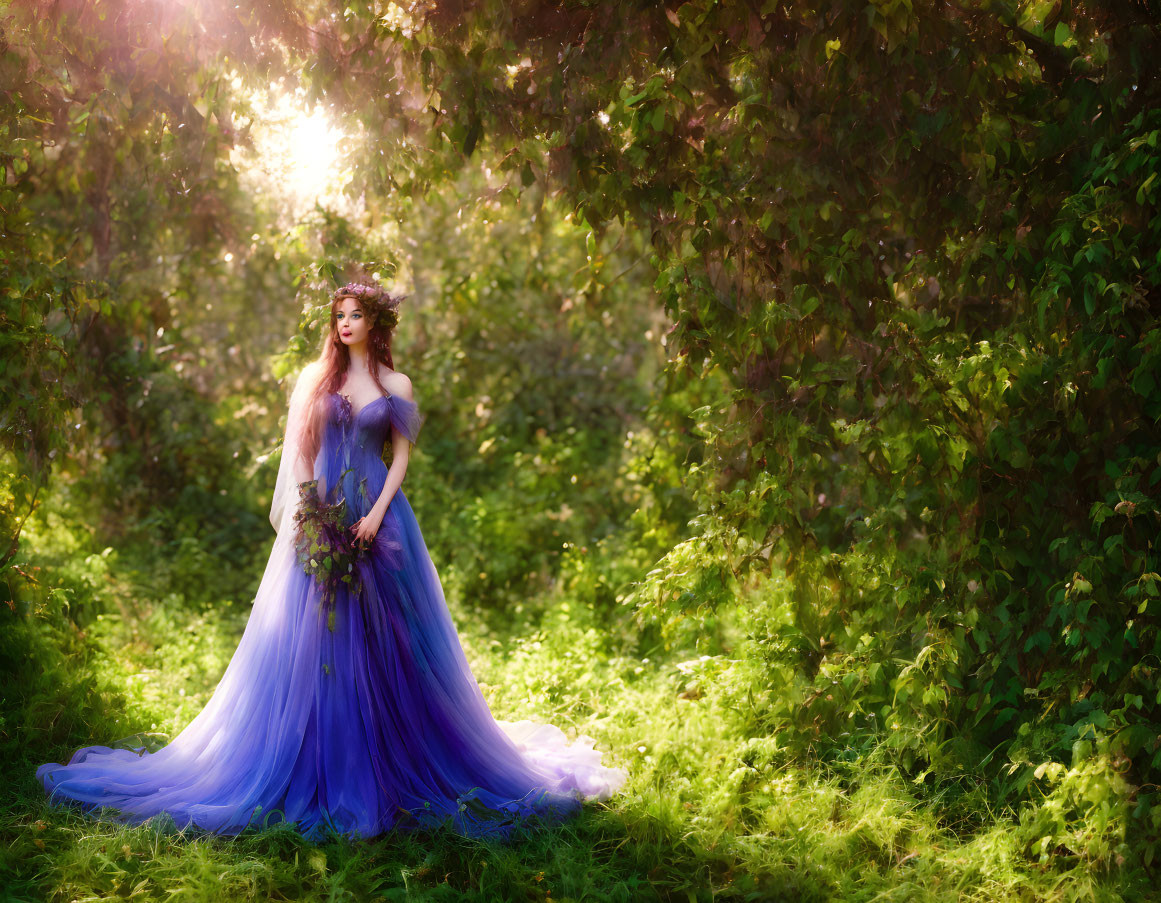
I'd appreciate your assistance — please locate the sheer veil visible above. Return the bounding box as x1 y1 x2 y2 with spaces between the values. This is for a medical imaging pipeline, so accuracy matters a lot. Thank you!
268 360 325 536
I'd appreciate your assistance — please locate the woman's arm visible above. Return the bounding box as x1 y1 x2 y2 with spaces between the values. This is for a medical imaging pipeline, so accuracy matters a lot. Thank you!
293 446 314 485
370 439 409 518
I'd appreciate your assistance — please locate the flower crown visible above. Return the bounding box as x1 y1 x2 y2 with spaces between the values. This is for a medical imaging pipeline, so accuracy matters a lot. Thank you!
332 282 404 330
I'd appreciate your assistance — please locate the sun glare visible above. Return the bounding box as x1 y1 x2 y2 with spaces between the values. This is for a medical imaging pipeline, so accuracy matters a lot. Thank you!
229 77 360 224
289 107 343 195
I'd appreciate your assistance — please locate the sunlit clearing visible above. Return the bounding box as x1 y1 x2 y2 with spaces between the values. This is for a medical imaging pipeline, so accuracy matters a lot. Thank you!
229 76 360 225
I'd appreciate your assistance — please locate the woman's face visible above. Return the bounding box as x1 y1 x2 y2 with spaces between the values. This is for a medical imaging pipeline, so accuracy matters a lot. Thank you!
334 297 371 347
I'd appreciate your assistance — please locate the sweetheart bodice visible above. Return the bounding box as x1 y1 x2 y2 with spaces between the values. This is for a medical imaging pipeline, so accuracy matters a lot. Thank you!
330 392 392 443
336 392 389 422
327 391 423 447
314 391 425 523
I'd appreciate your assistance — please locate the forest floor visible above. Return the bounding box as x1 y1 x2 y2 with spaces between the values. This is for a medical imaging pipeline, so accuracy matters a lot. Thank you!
0 514 1149 902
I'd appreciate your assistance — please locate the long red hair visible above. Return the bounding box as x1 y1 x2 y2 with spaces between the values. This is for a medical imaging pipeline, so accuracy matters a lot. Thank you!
298 286 399 474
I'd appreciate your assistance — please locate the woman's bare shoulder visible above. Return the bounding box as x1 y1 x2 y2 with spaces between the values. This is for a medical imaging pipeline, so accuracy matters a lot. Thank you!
378 365 414 402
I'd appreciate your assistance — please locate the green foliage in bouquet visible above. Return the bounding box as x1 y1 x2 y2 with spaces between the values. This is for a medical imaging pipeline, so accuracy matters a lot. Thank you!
292 480 361 631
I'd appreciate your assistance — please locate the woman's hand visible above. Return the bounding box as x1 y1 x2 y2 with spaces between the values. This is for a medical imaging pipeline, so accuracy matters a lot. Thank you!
351 508 385 550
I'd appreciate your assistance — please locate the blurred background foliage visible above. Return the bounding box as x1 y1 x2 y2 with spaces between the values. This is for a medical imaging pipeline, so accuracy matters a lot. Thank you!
1 0 1159 899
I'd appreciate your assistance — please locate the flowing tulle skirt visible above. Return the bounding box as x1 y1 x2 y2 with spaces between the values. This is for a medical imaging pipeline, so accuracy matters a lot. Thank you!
36 490 626 840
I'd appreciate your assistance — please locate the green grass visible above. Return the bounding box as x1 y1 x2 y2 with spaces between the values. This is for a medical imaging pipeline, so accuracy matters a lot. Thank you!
0 514 1152 902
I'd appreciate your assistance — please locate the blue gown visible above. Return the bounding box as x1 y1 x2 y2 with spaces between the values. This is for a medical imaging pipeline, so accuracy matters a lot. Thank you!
36 388 627 840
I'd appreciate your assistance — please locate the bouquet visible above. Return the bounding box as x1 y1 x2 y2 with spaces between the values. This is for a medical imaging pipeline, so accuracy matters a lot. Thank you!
292 479 362 631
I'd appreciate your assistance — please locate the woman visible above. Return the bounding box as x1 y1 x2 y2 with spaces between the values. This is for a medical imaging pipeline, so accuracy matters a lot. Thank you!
36 281 627 840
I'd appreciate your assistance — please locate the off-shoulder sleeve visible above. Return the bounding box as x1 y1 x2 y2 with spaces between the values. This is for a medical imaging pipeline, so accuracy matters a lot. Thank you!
387 395 424 445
